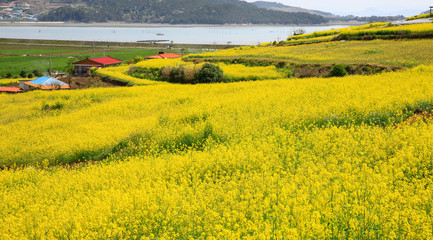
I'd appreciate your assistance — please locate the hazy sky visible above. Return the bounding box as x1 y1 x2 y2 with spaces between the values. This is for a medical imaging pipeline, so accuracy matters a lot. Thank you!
244 0 430 16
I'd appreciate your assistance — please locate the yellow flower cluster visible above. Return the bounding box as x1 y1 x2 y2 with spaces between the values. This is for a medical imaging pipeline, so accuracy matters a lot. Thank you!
406 13 432 20
0 78 35 86
340 22 433 36
287 22 389 40
135 58 200 69
1 65 433 238
96 65 163 85
218 63 286 80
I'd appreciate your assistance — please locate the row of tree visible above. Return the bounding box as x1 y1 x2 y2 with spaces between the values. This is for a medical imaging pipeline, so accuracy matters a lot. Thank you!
38 0 328 24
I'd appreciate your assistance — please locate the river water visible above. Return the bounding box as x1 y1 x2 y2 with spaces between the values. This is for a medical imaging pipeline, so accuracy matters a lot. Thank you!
0 24 349 45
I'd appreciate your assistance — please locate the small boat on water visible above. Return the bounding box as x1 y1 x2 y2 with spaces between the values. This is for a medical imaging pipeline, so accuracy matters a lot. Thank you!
156 33 164 36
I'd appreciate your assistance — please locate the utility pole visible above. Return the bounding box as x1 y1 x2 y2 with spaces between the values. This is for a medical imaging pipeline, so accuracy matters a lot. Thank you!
49 54 52 77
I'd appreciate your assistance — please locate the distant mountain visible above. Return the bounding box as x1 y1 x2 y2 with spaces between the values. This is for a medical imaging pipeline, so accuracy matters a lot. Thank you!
252 1 406 22
335 7 425 17
38 0 328 24
252 1 334 17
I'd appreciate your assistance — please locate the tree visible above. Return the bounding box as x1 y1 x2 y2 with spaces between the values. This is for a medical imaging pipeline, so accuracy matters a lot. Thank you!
194 63 224 84
293 28 306 36
330 65 348 77
32 70 43 77
20 70 27 78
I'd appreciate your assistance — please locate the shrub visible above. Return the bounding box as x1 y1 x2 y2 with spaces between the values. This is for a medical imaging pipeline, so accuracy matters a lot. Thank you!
163 66 198 84
133 56 144 63
125 59 135 65
20 71 27 78
32 70 43 77
169 66 185 83
330 64 348 77
161 67 171 82
285 66 295 78
293 28 306 36
183 67 198 84
194 63 224 84
90 67 98 76
27 73 34 79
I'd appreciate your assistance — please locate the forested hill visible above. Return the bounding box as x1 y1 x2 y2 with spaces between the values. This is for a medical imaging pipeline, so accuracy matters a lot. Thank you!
252 1 334 17
38 0 328 24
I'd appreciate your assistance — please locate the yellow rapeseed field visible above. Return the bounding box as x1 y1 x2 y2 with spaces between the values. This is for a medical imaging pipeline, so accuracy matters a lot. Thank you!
1 64 433 238
0 78 35 86
340 23 433 37
189 39 433 66
407 13 432 20
287 22 389 40
3 22 433 238
285 22 433 45
96 65 164 86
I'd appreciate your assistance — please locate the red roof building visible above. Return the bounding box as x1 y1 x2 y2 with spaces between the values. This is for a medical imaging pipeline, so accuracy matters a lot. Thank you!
146 52 183 60
0 87 21 93
73 57 123 76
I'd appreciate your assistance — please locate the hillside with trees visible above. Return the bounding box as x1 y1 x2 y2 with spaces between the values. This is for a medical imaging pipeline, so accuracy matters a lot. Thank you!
252 1 334 17
252 1 405 23
38 0 328 24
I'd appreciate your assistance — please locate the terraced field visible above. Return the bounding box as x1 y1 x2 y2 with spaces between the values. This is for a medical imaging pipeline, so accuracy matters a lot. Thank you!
2 22 433 239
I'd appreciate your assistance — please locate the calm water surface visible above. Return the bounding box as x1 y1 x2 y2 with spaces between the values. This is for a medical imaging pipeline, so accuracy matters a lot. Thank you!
0 25 349 45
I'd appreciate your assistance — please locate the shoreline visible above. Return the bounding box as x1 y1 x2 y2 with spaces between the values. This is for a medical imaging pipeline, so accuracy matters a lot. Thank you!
0 38 243 49
0 21 366 28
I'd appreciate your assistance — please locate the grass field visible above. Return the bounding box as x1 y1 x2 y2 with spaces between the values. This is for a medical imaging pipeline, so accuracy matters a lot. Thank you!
0 43 193 76
2 22 433 239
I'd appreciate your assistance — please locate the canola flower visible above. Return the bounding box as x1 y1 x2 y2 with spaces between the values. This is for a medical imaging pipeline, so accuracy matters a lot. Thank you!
3 66 433 167
283 35 335 45
0 78 35 86
285 22 433 42
1 66 433 238
218 63 286 80
339 22 433 37
406 13 433 20
135 58 199 69
287 22 389 40
96 65 163 86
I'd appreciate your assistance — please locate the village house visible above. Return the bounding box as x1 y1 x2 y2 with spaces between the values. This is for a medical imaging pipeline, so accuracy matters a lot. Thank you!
73 57 123 76
0 87 21 94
